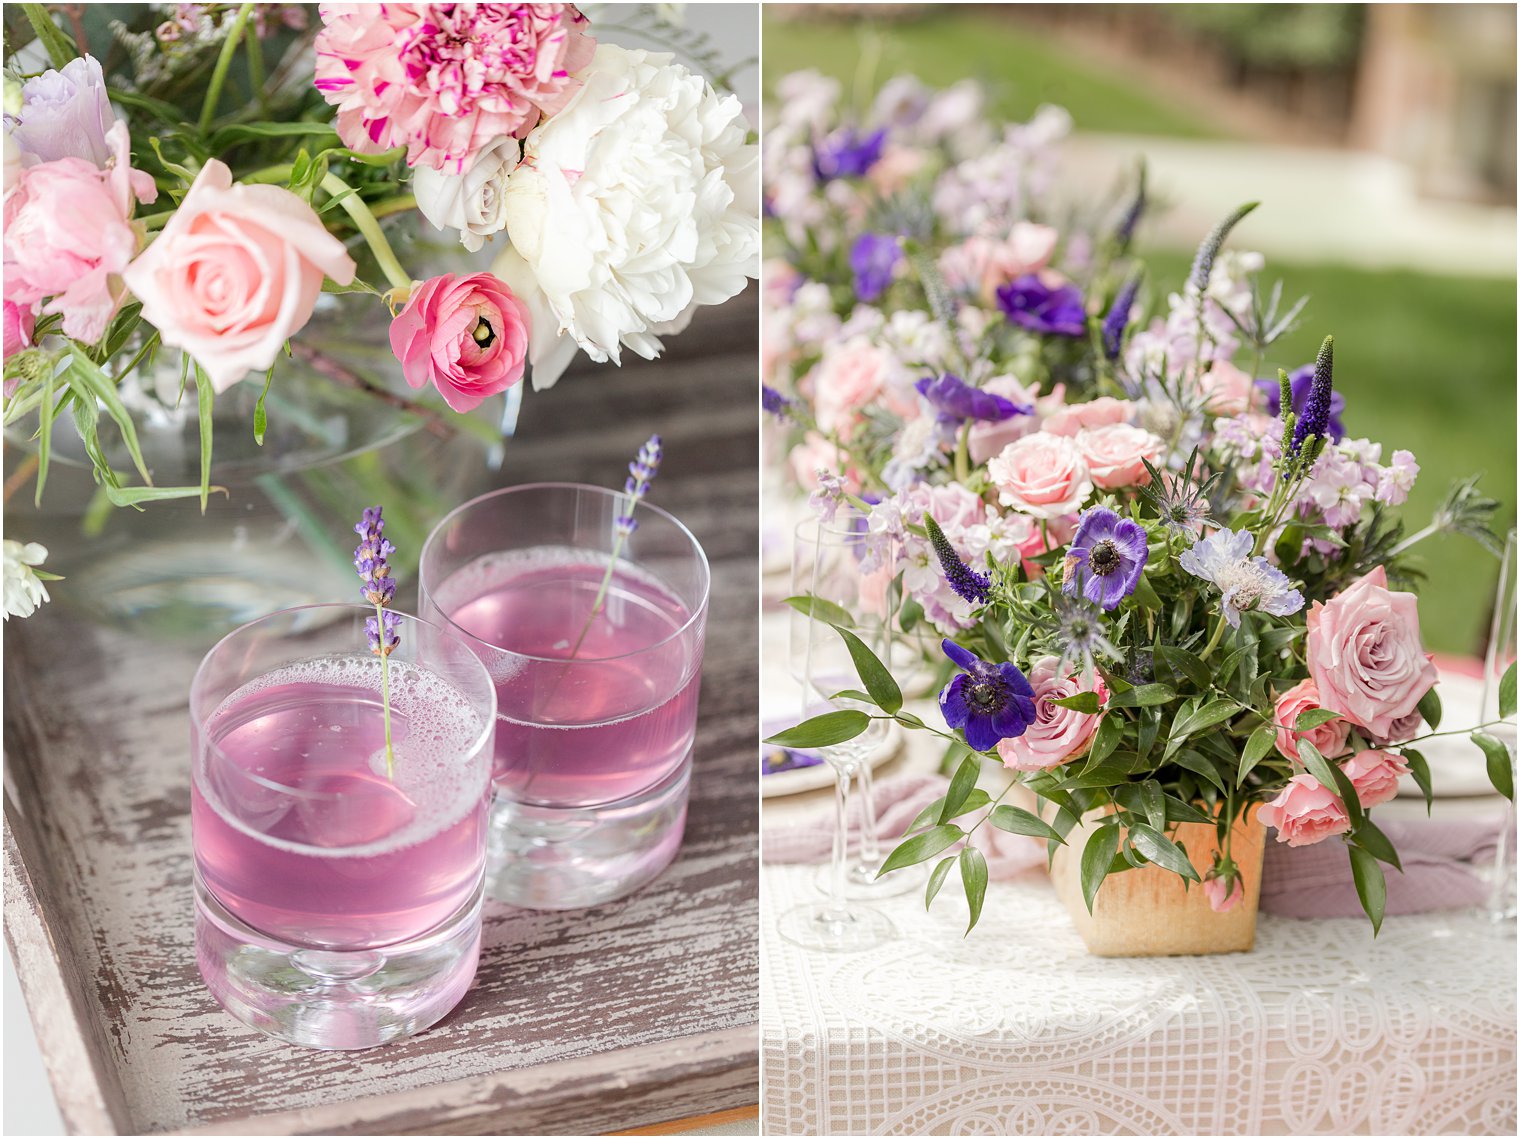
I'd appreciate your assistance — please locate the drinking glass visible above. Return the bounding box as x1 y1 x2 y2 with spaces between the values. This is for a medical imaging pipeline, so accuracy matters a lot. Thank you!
191 604 496 1050
1481 529 1517 928
777 513 895 951
419 483 710 909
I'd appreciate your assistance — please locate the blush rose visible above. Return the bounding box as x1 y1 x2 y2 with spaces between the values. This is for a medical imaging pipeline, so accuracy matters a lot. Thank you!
1340 749 1409 808
1272 677 1351 764
995 656 1106 771
1258 773 1351 847
986 432 1093 519
1074 422 1164 489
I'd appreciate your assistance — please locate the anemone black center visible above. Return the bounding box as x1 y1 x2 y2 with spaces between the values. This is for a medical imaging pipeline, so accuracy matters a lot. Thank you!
1090 539 1121 576
472 317 496 348
968 681 1003 712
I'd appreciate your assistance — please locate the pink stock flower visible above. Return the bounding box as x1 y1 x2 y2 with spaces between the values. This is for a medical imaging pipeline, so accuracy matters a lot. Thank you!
389 272 531 413
314 3 595 173
1202 873 1244 913
986 432 1092 519
3 122 156 343
1043 395 1133 437
1258 773 1352 847
1306 566 1438 741
1074 422 1164 489
1340 749 1409 808
1272 677 1351 764
995 656 1106 771
122 160 355 392
3 301 35 357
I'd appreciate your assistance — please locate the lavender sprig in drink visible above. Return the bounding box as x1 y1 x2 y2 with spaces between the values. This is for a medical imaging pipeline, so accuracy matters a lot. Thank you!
355 505 400 775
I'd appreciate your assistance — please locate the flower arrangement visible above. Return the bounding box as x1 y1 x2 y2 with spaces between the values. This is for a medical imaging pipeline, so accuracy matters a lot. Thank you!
2 3 757 614
763 71 1513 934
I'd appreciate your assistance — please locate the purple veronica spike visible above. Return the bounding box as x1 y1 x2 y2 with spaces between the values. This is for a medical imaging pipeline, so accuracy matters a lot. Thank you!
616 434 663 537
366 609 401 656
1101 273 1141 361
811 126 886 182
995 274 1087 338
762 385 792 419
1062 506 1149 611
915 373 1030 424
937 639 1037 753
1290 336 1335 455
924 513 991 605
353 505 397 608
849 232 903 303
1255 364 1346 442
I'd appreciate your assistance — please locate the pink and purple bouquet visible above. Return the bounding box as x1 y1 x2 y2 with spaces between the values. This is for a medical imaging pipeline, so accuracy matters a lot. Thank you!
2 3 756 614
764 72 1511 932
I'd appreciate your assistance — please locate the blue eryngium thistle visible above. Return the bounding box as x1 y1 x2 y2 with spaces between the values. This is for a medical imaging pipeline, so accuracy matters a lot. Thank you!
354 505 398 777
571 435 663 660
1189 201 1259 293
1101 272 1141 361
1290 336 1334 457
923 513 991 605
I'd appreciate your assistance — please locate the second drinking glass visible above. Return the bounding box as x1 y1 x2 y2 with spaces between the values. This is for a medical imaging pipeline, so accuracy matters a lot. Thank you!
419 482 711 909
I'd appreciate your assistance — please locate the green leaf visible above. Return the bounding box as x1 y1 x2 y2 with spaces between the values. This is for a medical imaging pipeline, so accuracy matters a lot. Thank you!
193 366 215 512
67 349 153 485
1080 824 1121 913
1108 683 1176 709
1348 844 1387 935
988 804 1064 843
1294 708 1342 732
1155 645 1212 690
34 371 56 506
1353 817 1402 870
1238 724 1277 785
1500 662 1517 721
879 824 962 877
762 709 870 749
898 596 924 633
925 856 955 908
104 483 222 508
1417 686 1442 731
830 689 873 704
252 366 275 445
1296 738 1341 795
959 846 988 934
1170 698 1241 741
831 624 902 715
938 755 981 825
1128 823 1200 881
1171 749 1227 793
1082 713 1123 771
1473 731 1514 801
1050 691 1103 714
1163 795 1218 826
1139 780 1166 830
1403 747 1433 813
21 4 76 69
783 594 854 628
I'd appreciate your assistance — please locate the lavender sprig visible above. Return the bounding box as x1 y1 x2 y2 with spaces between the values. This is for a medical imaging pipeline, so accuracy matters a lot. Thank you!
569 435 663 660
1101 272 1141 361
924 513 991 606
354 505 399 776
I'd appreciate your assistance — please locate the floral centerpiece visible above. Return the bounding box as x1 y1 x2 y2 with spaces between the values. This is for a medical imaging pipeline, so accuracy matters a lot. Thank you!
2 3 757 618
762 71 1512 945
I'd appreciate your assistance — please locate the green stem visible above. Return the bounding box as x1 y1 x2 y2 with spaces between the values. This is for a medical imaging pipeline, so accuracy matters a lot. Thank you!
1199 613 1230 661
21 4 75 69
244 19 268 117
319 172 412 292
565 530 629 662
377 602 395 778
954 422 971 485
198 2 255 135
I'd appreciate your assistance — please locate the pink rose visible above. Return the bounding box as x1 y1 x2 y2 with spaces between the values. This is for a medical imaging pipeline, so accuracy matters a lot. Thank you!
986 432 1093 519
1258 773 1352 847
1007 513 1076 578
122 160 355 392
4 301 35 357
995 656 1106 771
1195 359 1257 416
1368 708 1423 746
3 121 156 343
1306 566 1438 740
389 272 531 413
1074 423 1164 489
811 338 888 440
1272 677 1351 764
1043 396 1134 437
1340 749 1409 808
938 222 1058 302
1203 874 1244 913
967 375 1041 464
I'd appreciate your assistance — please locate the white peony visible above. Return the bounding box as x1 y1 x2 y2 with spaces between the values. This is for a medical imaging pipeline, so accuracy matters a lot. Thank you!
412 135 519 253
3 539 51 619
494 44 759 389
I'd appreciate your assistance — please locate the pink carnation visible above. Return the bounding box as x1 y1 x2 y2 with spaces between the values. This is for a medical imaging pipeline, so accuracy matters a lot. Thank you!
1258 773 1351 847
995 657 1106 771
390 272 531 412
314 3 595 173
1340 749 1409 808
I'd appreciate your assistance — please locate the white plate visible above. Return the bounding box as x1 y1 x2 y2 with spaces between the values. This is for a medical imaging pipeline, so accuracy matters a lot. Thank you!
760 721 904 798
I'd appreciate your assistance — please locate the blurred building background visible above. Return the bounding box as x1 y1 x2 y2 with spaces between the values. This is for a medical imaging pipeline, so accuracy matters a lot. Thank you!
764 2 1517 657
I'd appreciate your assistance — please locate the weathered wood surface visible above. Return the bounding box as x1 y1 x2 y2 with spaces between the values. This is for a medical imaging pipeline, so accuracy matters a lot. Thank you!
2 292 760 1136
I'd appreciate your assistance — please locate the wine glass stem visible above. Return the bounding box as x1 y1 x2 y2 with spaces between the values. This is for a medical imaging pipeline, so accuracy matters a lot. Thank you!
827 760 854 920
857 760 880 866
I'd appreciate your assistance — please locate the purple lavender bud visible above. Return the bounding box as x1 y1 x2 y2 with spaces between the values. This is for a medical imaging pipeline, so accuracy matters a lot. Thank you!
615 515 639 538
924 514 991 606
617 435 662 538
1101 273 1141 361
1291 336 1334 455
366 609 401 657
1259 360 1346 443
352 505 397 607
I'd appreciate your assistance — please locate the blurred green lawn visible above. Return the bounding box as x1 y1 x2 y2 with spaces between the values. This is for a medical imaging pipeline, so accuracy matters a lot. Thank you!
765 9 1517 656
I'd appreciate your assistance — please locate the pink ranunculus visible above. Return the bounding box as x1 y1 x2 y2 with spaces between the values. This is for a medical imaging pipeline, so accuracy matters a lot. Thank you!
1074 422 1164 489
987 432 1093 519
1340 748 1409 808
3 122 156 343
1305 566 1438 740
3 301 35 357
1258 773 1352 847
122 160 354 392
1202 873 1244 913
1043 395 1134 437
314 3 595 173
389 272 531 413
1195 359 1258 416
811 338 889 440
1272 677 1351 764
938 222 1059 303
995 656 1107 771
967 374 1041 464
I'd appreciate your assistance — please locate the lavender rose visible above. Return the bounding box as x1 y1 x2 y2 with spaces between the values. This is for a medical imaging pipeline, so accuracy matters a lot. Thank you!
9 55 116 167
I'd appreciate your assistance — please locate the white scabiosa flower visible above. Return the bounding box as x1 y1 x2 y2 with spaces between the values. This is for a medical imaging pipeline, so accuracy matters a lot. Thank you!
493 44 759 389
3 539 52 619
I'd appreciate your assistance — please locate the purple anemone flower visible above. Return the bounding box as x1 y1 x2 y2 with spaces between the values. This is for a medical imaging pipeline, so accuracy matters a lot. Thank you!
915 373 1030 424
938 639 1037 753
1062 506 1149 611
1256 363 1346 442
849 232 903 303
812 126 886 181
995 274 1087 338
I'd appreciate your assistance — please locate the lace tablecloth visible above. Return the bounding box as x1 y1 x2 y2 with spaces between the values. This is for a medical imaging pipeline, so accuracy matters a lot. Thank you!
760 865 1517 1135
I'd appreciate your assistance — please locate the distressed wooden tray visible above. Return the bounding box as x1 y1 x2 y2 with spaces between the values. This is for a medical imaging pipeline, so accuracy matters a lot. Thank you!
2 295 760 1136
